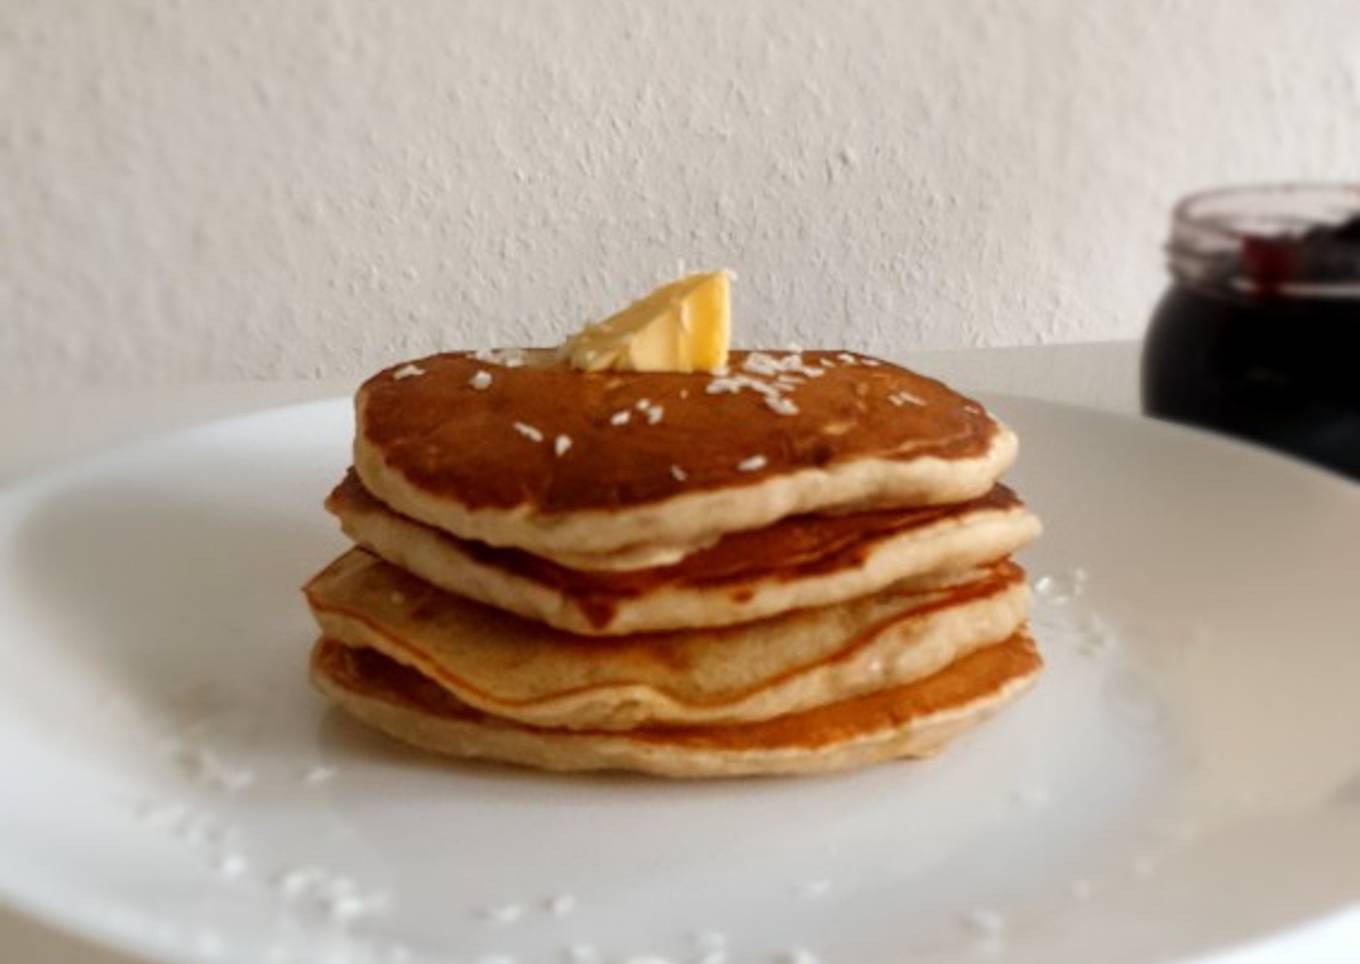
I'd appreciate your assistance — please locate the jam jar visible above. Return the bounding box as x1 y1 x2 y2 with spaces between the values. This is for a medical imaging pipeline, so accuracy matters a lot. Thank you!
1142 184 1360 480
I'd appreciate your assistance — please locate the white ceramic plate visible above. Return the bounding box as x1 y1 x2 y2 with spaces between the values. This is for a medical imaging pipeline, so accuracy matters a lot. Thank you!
0 396 1357 964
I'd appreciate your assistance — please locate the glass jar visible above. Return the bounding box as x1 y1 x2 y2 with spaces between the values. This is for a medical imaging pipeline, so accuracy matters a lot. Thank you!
1142 183 1360 480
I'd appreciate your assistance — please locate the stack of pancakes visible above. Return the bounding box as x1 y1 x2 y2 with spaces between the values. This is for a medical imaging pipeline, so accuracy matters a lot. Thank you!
305 350 1042 777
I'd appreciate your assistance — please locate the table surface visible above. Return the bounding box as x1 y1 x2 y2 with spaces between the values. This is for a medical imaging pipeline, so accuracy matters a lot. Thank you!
1 341 1356 963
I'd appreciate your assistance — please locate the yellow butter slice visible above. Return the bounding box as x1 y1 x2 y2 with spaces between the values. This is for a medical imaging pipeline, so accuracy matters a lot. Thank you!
561 271 730 374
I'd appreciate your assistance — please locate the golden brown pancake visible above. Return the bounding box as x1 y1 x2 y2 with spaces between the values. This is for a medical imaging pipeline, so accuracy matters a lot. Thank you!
310 632 1042 777
312 342 1044 778
353 350 1018 560
303 548 1030 729
327 471 1039 634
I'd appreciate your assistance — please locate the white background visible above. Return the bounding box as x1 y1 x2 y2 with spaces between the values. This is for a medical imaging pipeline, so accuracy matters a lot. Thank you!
4 0 1359 389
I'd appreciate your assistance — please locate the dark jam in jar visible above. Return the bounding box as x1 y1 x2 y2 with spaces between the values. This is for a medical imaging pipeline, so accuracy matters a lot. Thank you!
1142 184 1360 480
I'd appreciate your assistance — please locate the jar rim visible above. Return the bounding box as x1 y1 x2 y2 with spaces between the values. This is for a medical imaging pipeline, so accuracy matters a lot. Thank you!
1168 182 1360 298
1173 182 1360 243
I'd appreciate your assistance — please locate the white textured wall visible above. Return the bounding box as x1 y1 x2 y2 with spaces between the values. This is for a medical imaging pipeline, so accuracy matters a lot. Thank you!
3 0 1358 388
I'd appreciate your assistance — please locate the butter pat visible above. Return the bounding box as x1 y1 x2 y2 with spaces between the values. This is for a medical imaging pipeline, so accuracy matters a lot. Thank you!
561 271 730 374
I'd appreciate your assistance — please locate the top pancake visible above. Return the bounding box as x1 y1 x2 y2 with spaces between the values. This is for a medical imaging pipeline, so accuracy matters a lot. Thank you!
354 349 1017 560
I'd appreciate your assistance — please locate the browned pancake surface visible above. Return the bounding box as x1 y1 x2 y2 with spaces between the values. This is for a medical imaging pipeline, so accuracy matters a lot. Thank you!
304 549 1025 711
313 631 1041 751
357 350 999 514
329 470 1019 598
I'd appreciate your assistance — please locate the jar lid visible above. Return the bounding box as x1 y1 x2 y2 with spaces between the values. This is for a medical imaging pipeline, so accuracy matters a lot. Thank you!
1168 183 1360 298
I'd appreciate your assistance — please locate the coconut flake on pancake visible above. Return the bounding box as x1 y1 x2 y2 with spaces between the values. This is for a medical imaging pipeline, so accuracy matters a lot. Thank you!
352 350 1017 560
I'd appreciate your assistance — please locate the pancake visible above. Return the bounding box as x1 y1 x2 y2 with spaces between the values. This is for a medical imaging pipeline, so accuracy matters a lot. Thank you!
353 350 1018 561
327 471 1039 635
310 632 1042 777
303 548 1030 730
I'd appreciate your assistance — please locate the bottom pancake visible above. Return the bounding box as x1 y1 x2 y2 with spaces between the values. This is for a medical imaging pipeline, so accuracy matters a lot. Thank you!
311 632 1042 778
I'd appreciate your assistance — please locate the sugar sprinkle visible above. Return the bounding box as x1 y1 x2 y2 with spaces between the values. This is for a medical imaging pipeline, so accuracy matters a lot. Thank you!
963 908 1005 937
216 853 248 880
554 434 573 457
888 390 926 407
670 464 688 482
474 348 526 368
169 745 255 792
1010 785 1051 809
514 422 544 443
741 351 825 379
610 410 632 426
270 867 391 924
326 886 390 924
392 364 425 380
705 353 819 418
275 867 325 899
546 893 576 917
707 373 785 400
737 455 767 472
469 370 493 390
645 404 664 425
797 879 832 899
690 930 727 952
482 903 524 925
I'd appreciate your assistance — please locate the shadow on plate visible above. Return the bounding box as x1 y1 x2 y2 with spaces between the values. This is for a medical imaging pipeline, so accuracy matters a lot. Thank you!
11 478 335 759
310 696 838 799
